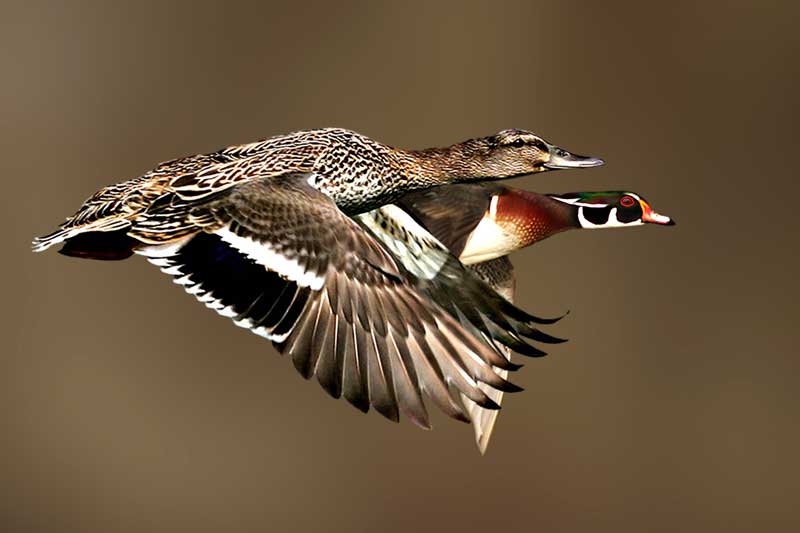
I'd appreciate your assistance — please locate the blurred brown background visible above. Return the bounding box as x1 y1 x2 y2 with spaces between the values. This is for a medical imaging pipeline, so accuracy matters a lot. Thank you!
2 1 798 532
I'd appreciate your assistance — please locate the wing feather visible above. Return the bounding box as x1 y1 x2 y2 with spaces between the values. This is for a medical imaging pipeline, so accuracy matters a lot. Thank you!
136 172 557 430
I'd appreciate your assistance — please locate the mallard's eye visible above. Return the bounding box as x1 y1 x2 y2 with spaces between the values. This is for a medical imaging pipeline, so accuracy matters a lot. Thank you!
529 139 548 152
511 138 525 148
620 195 635 208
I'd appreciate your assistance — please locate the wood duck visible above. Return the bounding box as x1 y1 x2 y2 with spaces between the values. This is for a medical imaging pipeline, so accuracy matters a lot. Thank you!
376 183 674 452
31 128 603 431
396 184 675 265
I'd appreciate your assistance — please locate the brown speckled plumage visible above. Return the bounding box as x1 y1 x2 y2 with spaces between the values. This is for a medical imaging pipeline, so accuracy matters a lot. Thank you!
33 128 569 250
32 128 600 437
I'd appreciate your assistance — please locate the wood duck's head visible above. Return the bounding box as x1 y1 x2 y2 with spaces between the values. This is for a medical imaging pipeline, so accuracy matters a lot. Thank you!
547 191 675 229
458 188 674 264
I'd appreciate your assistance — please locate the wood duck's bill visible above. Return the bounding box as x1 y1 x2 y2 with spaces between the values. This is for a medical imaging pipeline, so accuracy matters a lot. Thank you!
544 145 605 170
641 200 675 225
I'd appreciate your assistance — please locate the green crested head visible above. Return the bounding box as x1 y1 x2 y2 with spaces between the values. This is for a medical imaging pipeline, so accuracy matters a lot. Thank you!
547 191 675 228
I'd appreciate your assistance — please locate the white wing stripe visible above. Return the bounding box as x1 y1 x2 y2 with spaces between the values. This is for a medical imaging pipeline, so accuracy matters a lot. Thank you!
215 226 325 290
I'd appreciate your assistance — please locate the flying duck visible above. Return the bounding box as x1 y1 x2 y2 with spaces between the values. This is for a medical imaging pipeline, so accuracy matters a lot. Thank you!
32 128 603 431
373 184 674 451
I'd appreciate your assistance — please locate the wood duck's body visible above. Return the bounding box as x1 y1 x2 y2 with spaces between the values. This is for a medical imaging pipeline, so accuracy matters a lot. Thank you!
395 183 674 267
371 183 674 452
32 128 605 441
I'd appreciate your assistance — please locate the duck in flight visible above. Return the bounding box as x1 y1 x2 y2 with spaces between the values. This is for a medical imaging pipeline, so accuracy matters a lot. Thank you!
32 128 603 432
373 184 675 451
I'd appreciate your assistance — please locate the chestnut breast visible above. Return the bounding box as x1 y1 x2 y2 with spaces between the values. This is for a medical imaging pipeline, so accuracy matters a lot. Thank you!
459 189 573 264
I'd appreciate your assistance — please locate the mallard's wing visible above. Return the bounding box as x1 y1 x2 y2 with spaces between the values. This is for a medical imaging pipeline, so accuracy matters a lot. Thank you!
357 204 564 353
357 204 565 449
141 172 538 429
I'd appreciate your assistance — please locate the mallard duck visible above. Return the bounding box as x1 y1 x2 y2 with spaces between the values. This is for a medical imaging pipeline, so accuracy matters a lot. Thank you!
372 184 674 451
32 128 603 431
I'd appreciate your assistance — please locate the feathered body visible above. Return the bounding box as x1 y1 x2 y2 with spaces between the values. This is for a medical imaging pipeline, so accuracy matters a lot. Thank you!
33 127 603 436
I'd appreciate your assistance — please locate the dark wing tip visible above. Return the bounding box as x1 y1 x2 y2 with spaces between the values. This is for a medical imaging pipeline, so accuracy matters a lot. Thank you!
525 309 570 325
409 415 433 430
512 342 548 358
480 397 502 411
56 230 138 261
520 327 568 345
494 380 524 393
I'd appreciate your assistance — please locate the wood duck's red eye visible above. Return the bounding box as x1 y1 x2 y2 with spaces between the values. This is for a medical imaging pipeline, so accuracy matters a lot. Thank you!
620 196 635 208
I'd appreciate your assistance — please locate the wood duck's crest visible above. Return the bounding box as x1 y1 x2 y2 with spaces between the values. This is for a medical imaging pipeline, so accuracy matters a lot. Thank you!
548 191 675 228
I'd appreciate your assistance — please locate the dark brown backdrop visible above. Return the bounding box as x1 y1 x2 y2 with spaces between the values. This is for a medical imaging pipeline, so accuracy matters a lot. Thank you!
3 1 798 532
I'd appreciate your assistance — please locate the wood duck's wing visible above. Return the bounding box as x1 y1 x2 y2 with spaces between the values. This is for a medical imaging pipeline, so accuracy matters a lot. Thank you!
395 183 501 258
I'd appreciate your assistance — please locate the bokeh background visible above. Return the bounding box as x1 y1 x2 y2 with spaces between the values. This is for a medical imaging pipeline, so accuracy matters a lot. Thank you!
3 1 798 532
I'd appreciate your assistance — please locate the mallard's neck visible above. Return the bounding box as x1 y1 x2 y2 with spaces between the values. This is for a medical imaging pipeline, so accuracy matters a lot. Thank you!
397 144 517 186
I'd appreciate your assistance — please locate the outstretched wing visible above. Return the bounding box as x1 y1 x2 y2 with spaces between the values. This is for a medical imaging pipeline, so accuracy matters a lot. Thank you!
356 203 564 356
141 173 543 429
356 202 564 450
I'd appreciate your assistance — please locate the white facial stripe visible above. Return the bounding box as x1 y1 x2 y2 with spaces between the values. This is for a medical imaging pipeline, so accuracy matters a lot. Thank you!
551 196 599 208
552 193 644 208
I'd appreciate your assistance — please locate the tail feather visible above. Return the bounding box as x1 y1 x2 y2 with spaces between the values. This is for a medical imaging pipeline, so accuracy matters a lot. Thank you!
33 222 138 260
31 228 71 253
57 230 138 260
33 215 132 251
